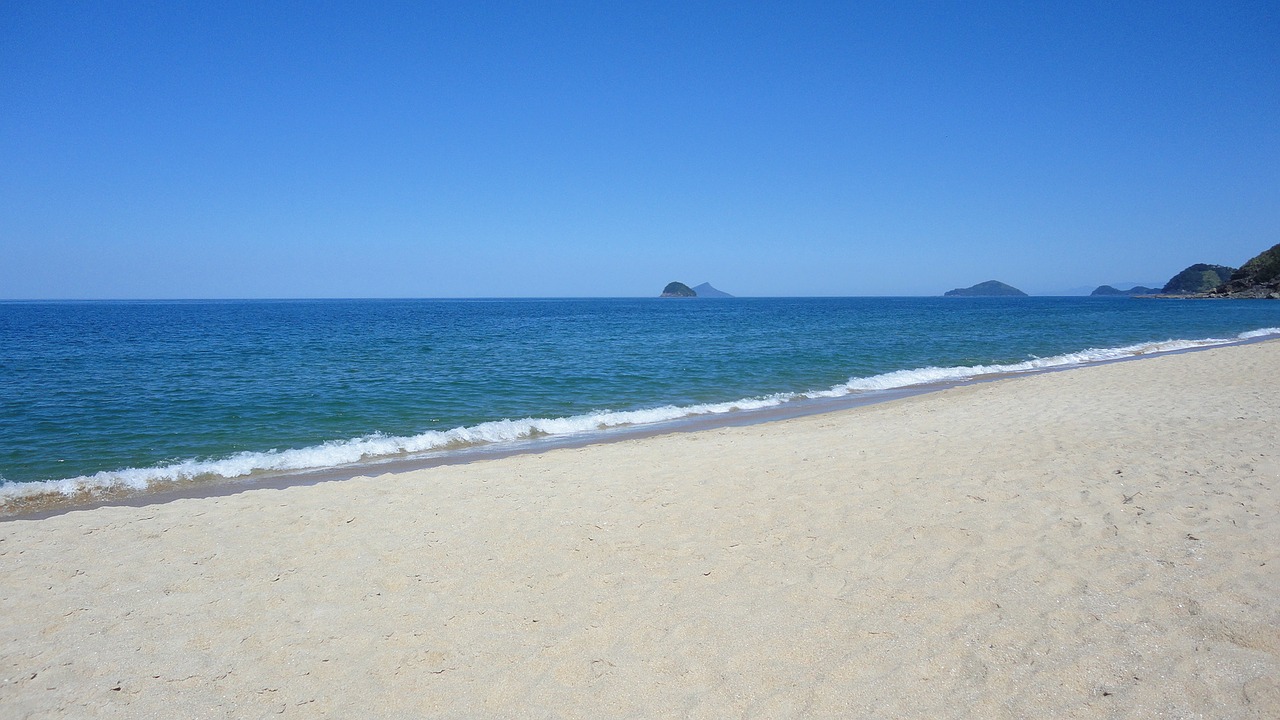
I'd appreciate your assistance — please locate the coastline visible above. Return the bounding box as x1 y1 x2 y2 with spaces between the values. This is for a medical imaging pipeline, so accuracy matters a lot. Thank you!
2 339 1277 717
4 328 1278 519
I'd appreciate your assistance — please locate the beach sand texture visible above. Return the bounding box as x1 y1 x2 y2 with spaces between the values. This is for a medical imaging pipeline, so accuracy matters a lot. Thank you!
2 341 1277 719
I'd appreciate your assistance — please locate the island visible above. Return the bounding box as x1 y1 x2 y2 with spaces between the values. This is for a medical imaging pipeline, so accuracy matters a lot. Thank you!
1091 285 1161 296
691 282 733 298
659 281 735 298
944 280 1028 297
660 281 697 298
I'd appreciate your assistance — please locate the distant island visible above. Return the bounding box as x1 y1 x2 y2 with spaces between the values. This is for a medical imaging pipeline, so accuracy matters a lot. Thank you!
660 281 696 298
691 282 733 298
1091 284 1161 296
659 281 734 298
944 280 1028 297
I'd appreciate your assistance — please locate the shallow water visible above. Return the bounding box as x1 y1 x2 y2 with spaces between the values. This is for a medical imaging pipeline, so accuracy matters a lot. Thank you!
2 296 1277 502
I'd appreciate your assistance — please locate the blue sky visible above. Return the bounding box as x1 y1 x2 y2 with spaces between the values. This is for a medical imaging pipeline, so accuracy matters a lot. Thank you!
2 1 1277 297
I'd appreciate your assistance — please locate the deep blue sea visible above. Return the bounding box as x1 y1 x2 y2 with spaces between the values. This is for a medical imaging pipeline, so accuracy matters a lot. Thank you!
2 297 1277 505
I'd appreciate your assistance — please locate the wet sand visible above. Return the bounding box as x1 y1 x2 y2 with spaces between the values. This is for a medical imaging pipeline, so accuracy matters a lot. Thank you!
2 340 1277 718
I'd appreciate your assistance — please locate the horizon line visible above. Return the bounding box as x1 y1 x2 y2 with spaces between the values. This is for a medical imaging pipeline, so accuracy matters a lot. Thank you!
0 294 1115 302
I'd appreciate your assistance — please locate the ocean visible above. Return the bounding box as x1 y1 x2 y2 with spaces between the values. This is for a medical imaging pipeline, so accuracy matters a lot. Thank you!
2 297 1277 508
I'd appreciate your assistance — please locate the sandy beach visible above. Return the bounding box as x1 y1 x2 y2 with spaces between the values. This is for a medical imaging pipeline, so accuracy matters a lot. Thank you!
2 341 1277 718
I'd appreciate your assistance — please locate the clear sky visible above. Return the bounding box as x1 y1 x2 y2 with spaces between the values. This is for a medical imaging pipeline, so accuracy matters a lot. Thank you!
2 1 1277 298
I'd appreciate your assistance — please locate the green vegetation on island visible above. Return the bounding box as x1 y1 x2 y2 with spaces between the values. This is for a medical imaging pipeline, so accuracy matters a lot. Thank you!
944 280 1028 297
660 281 697 298
1159 264 1237 295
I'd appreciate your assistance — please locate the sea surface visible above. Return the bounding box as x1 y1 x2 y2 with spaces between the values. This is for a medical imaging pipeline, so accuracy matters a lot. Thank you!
2 297 1278 507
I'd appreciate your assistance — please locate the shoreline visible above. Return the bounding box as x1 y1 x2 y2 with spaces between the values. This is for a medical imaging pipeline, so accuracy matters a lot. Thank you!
5 327 1274 517
3 331 1277 520
1 338 1277 716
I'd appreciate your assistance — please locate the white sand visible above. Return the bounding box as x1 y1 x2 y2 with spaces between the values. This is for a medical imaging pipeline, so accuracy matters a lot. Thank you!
2 341 1278 719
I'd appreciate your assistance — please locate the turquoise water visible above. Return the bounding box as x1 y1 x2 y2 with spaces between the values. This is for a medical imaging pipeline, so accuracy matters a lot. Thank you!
1 297 1277 501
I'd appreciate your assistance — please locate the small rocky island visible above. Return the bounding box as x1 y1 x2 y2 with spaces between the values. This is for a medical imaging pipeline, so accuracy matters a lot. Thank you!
691 282 733 298
1091 285 1160 296
660 281 696 298
659 281 734 298
944 280 1028 297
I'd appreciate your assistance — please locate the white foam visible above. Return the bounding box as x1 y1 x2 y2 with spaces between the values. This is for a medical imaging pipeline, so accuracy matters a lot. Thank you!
3 327 1277 506
1239 327 1280 339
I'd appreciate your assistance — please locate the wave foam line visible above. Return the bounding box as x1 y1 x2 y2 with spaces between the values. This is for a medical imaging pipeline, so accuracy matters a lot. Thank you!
3 327 1277 505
